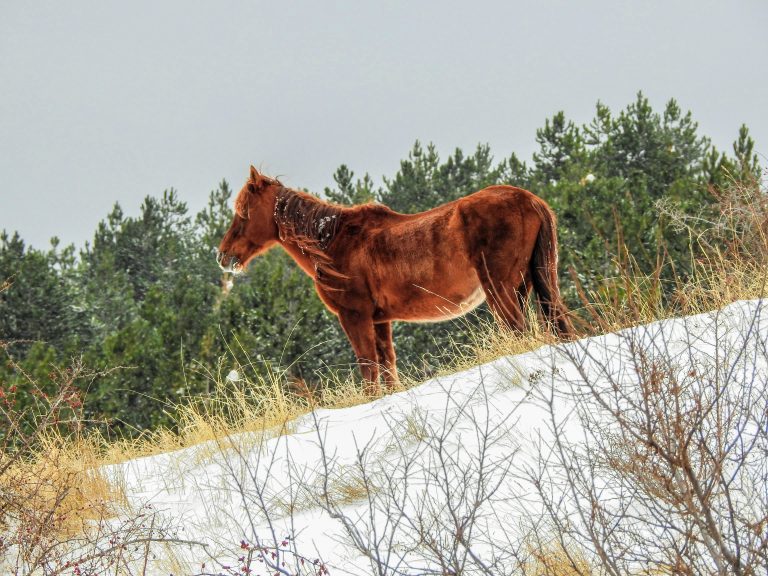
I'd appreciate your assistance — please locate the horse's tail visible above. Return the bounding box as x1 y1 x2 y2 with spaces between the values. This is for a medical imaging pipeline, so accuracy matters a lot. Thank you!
529 198 574 338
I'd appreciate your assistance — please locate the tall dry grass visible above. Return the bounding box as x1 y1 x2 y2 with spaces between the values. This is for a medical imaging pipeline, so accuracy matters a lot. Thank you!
0 357 128 573
422 177 768 376
576 177 768 332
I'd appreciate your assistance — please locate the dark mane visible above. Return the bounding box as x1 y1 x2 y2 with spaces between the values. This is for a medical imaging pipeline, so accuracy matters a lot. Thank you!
274 188 343 250
274 187 347 286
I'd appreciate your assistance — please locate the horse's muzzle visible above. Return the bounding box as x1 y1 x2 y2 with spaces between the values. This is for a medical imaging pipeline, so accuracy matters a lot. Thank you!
216 251 241 273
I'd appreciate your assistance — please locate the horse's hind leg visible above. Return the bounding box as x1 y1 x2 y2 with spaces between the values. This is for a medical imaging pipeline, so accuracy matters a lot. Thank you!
374 322 399 391
477 259 528 332
482 282 527 332
516 271 533 315
338 310 380 395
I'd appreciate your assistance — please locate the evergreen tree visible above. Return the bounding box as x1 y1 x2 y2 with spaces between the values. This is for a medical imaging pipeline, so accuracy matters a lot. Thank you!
1 93 761 435
0 232 84 354
533 93 718 299
730 124 761 182
79 190 223 431
196 180 235 253
533 111 586 185
324 166 377 205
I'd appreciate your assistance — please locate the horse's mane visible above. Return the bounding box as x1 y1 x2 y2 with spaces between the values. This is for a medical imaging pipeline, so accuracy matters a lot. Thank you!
274 187 347 288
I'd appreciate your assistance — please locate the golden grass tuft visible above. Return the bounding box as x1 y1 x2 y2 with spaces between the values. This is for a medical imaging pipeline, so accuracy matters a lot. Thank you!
0 434 121 538
323 463 378 505
95 362 390 467
316 371 385 409
571 247 768 338
676 248 768 314
571 177 768 336
425 305 552 381
524 538 595 576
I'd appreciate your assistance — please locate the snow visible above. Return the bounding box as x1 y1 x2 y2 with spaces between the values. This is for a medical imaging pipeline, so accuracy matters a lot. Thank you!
100 299 767 574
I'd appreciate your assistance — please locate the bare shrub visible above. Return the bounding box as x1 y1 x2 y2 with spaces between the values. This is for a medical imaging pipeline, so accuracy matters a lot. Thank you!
168 377 532 575
0 348 201 574
310 381 534 576
175 425 330 576
529 300 768 575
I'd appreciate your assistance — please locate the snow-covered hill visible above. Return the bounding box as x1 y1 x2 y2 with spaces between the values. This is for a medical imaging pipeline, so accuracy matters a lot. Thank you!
104 300 768 575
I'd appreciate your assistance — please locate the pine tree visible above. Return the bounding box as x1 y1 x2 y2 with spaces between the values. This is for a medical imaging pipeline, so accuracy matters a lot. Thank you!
323 165 377 205
731 124 761 182
532 111 585 185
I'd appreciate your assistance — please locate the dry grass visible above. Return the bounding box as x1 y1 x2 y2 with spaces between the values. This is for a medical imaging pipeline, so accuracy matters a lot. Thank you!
0 357 125 566
87 362 389 470
316 370 387 409
322 463 378 506
0 435 121 537
524 538 595 576
571 248 767 338
452 306 553 370
581 176 768 333
402 407 430 444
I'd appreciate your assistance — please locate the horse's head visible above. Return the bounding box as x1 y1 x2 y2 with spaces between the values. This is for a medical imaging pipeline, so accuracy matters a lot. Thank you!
217 166 281 273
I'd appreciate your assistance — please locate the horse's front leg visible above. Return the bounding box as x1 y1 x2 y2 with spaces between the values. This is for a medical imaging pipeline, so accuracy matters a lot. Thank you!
374 322 399 391
338 310 380 395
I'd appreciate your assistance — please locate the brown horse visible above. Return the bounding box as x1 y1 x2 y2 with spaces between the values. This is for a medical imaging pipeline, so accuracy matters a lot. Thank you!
218 166 572 393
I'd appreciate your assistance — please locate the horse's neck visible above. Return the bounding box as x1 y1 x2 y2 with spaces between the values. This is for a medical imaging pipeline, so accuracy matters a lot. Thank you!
274 189 340 279
280 239 319 279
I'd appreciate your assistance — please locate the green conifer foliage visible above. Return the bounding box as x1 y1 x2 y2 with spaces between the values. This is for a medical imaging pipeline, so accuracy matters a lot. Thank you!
0 96 761 435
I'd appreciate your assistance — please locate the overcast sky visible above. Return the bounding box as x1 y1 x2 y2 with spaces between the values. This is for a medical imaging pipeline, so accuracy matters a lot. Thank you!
2 1 766 250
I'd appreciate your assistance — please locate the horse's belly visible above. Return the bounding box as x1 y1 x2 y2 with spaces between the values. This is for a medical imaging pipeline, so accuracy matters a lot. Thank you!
378 280 486 323
368 230 484 322
419 283 486 322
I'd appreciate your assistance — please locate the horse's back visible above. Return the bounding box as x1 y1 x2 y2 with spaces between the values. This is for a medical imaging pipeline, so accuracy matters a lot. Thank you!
330 184 552 323
355 185 545 267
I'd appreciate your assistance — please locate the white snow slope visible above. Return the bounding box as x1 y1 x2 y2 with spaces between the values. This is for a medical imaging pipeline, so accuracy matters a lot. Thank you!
101 299 767 575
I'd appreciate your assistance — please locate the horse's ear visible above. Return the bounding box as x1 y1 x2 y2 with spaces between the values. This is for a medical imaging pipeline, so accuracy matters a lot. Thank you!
247 165 263 194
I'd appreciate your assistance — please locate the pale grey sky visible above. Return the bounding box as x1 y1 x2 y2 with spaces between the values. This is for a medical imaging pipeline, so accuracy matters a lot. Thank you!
1 1 766 249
